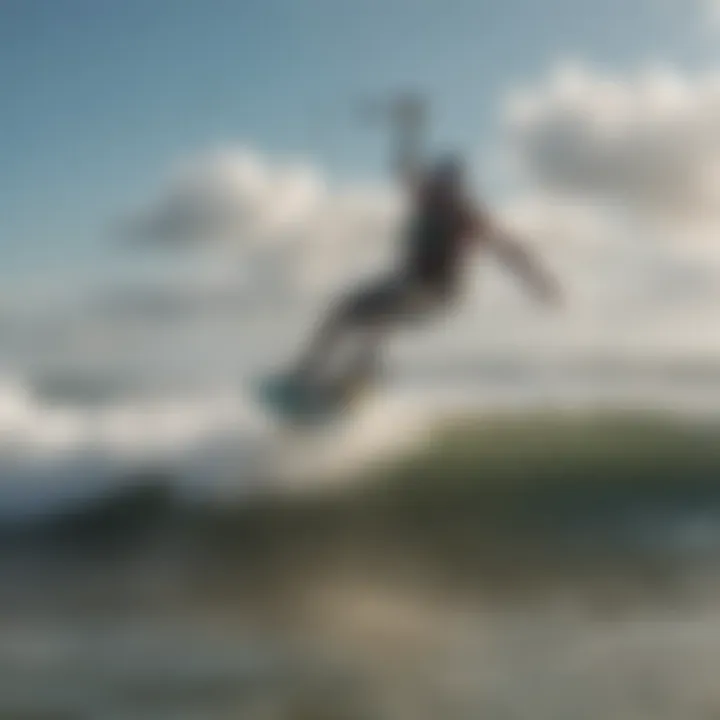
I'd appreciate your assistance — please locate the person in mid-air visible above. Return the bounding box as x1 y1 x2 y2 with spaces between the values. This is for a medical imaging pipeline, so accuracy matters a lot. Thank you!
291 94 562 396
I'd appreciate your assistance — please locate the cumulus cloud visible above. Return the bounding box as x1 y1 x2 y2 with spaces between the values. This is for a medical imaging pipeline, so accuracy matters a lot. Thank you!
128 150 323 246
473 62 720 359
125 147 400 296
503 63 720 226
704 0 720 25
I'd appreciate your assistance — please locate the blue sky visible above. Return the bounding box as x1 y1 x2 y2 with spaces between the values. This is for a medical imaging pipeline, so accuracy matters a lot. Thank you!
0 0 712 280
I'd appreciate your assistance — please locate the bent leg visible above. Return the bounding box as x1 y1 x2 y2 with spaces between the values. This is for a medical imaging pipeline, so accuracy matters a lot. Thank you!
293 275 408 382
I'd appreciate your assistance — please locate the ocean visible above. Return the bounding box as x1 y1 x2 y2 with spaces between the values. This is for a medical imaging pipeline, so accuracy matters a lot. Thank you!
3 360 720 717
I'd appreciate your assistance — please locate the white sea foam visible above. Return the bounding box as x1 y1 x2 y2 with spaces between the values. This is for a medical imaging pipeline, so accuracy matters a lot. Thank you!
2 364 720 521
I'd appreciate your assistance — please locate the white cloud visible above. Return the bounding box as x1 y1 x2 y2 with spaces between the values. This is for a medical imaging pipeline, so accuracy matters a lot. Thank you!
126 147 401 296
481 62 720 359
129 149 323 246
503 63 720 228
704 0 720 25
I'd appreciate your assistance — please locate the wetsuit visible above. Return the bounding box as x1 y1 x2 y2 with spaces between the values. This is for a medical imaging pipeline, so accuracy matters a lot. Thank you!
342 181 483 325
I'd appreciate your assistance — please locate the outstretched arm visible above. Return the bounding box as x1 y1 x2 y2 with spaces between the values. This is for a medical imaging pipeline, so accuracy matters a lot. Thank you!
486 226 562 305
389 93 427 190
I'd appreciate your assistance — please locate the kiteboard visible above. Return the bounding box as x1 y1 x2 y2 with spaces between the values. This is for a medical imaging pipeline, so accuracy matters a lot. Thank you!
255 367 376 427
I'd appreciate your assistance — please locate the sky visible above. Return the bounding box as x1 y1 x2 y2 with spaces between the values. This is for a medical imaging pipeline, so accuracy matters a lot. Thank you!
5 0 720 514
2 0 720 388
1 0 716 279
